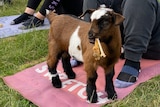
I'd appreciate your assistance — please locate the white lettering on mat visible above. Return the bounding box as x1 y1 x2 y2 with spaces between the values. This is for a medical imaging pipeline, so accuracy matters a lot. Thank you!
35 64 110 104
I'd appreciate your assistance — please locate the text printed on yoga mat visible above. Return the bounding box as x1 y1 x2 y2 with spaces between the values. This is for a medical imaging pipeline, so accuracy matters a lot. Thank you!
35 64 110 104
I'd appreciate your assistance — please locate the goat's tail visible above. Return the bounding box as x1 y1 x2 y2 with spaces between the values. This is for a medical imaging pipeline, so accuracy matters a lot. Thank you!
46 9 58 23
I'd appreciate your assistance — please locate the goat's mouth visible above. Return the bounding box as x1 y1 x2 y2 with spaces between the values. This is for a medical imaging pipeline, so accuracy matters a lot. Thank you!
89 38 95 44
88 31 97 44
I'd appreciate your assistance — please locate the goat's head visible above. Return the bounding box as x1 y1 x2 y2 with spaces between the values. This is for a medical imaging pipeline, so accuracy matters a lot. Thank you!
82 6 125 43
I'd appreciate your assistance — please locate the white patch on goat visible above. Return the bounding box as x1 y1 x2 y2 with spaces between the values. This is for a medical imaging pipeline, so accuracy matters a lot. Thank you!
69 26 83 62
90 7 113 21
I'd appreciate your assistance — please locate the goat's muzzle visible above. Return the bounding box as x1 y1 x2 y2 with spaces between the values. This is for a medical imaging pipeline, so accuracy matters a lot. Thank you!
88 30 96 44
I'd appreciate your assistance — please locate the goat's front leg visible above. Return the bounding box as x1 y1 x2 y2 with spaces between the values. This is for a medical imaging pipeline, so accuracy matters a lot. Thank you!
105 66 117 99
61 52 76 79
85 65 98 103
86 72 98 103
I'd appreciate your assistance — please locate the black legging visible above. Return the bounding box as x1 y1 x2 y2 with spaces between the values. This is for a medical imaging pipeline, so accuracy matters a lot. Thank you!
59 0 83 16
27 0 83 17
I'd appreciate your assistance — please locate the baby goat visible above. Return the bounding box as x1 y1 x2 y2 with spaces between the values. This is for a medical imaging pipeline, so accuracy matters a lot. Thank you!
46 7 124 103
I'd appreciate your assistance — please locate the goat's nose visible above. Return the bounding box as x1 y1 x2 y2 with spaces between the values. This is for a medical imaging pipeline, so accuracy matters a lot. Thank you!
88 30 94 38
88 30 95 44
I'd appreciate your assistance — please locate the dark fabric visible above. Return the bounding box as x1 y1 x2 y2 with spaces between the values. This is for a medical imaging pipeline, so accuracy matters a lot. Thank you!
13 13 33 24
122 0 160 61
124 59 140 70
111 0 124 44
39 0 61 16
27 0 42 10
117 72 137 82
55 0 83 16
22 16 44 29
111 0 123 14
27 0 83 17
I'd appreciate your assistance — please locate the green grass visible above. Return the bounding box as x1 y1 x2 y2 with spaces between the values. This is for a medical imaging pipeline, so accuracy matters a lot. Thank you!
0 31 48 77
0 0 26 16
0 0 160 107
0 31 48 107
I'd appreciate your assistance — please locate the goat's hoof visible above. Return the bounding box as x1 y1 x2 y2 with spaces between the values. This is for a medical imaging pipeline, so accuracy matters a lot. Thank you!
52 80 62 88
87 93 97 103
87 85 97 103
66 71 76 79
52 76 62 88
108 93 117 100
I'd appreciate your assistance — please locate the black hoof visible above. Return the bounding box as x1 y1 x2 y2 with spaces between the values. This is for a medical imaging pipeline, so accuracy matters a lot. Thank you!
108 93 117 100
52 76 62 88
87 92 97 103
87 84 97 103
66 71 76 79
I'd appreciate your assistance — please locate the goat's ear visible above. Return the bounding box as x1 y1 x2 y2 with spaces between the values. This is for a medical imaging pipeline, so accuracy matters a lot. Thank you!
113 12 125 25
78 9 95 18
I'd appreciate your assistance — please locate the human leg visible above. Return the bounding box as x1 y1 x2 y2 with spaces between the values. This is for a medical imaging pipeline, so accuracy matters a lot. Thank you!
114 0 157 88
59 0 83 16
19 0 61 29
11 0 42 25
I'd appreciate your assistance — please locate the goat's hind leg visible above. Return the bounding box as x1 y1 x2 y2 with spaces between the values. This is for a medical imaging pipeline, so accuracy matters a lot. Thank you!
47 42 62 88
105 66 117 99
61 52 76 79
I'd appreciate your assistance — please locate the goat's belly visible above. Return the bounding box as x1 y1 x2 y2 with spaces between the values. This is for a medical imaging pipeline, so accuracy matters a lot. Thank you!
69 45 83 62
68 26 83 62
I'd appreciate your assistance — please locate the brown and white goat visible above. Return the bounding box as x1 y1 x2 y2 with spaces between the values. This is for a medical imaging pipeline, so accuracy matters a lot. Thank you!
46 7 124 103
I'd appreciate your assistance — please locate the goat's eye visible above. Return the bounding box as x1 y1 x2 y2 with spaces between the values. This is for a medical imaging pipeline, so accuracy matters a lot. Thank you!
98 19 109 29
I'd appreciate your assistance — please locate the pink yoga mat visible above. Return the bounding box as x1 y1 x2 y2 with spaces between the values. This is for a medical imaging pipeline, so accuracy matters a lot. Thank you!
3 59 160 107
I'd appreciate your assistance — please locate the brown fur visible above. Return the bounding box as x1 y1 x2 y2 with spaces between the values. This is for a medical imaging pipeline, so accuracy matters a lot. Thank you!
46 9 124 103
